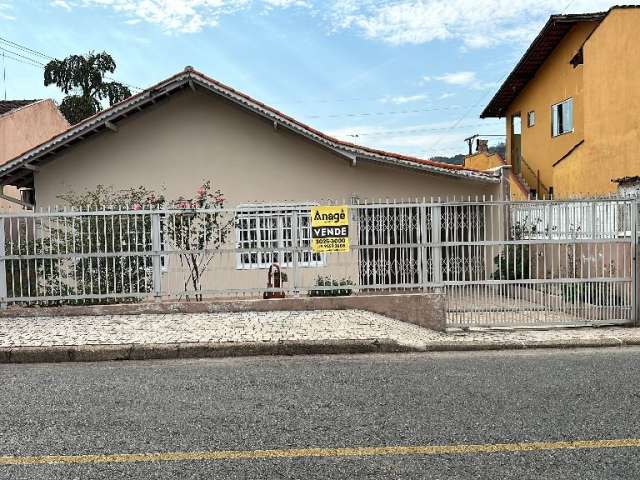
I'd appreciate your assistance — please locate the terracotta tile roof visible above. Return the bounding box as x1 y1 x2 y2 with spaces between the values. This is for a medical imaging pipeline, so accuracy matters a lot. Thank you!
0 99 40 116
0 68 501 187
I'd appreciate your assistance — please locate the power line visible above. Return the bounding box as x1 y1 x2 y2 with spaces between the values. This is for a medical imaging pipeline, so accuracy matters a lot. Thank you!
342 122 490 138
0 50 45 69
304 104 465 119
0 36 53 60
0 36 144 92
0 47 46 66
423 71 510 155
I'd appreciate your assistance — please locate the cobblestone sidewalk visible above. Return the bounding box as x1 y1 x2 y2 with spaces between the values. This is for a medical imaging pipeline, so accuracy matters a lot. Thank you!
1 310 639 351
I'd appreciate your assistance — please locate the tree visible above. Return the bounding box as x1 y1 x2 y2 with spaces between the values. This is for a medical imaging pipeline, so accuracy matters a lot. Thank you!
44 51 131 125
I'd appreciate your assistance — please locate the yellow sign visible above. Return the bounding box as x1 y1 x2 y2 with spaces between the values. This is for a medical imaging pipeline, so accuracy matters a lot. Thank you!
311 205 350 253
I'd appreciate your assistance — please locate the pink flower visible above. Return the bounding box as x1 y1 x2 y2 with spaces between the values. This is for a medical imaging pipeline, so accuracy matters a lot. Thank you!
191 201 198 208
178 200 190 209
196 187 206 197
132 203 142 211
215 194 225 205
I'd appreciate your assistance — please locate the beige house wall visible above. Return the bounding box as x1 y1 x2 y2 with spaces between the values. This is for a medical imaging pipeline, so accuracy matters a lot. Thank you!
34 89 501 206
0 100 69 211
31 89 502 295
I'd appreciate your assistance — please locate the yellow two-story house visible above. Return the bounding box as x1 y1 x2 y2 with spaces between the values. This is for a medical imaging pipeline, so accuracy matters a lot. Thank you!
479 6 640 198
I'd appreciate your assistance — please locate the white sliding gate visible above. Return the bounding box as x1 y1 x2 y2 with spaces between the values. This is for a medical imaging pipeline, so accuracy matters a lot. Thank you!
0 197 637 327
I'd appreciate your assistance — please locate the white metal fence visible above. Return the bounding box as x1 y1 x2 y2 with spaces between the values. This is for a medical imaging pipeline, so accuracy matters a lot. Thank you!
0 197 637 327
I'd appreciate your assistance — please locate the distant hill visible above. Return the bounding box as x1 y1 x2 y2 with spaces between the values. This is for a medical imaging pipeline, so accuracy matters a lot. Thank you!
430 153 466 165
430 143 505 165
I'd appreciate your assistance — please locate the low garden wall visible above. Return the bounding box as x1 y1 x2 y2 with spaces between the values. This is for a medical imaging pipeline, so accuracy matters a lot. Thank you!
0 292 447 331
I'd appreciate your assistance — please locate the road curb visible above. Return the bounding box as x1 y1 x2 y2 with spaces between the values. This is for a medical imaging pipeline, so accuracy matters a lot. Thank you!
1 336 639 364
0 339 416 364
415 337 639 352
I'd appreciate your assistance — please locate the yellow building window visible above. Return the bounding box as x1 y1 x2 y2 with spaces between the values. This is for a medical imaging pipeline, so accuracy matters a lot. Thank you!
551 98 573 137
527 111 535 127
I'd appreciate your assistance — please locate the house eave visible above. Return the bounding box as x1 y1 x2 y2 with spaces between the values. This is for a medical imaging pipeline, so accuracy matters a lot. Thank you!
0 70 499 186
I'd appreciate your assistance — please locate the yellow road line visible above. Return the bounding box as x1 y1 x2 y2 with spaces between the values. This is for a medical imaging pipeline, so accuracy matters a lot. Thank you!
2 439 639 466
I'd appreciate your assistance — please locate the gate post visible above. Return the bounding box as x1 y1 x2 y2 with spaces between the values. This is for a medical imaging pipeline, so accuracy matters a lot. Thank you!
151 212 162 299
632 199 639 326
291 210 300 296
419 205 428 290
0 218 7 308
431 204 443 289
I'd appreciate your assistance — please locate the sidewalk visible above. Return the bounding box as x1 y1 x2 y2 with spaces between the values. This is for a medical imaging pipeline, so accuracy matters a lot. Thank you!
1 310 639 363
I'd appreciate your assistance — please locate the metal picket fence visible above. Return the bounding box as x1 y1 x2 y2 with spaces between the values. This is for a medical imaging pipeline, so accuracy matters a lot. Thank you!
0 196 637 328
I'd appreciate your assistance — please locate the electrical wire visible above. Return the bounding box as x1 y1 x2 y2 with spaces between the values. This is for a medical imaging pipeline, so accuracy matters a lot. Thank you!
0 50 45 69
341 122 491 138
304 104 465 119
0 37 144 92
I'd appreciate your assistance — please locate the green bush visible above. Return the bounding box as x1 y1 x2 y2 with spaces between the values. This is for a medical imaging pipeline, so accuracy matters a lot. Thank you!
491 220 535 281
309 276 354 297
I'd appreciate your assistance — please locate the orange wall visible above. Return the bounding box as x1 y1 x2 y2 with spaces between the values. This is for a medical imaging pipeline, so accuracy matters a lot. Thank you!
464 151 503 171
465 151 528 200
552 8 640 197
0 100 69 164
505 22 598 190
0 100 69 210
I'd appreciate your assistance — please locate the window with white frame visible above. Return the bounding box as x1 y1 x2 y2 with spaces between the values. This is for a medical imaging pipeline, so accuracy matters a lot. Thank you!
236 206 325 269
551 98 573 137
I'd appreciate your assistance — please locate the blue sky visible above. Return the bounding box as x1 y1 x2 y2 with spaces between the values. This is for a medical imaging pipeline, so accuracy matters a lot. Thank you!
0 0 633 158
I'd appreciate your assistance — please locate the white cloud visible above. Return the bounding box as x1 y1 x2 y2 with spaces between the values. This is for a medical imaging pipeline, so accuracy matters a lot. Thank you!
381 93 428 104
326 119 498 158
434 71 499 90
50 0 309 33
439 92 455 100
50 0 72 11
263 0 309 7
0 1 14 20
328 0 630 48
436 71 475 86
44 0 633 42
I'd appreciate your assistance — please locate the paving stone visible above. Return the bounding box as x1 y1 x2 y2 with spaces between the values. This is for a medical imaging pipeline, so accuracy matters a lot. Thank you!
0 310 638 350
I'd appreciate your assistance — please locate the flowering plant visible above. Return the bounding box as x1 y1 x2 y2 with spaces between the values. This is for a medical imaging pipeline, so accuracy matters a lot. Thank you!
54 181 231 302
165 181 233 300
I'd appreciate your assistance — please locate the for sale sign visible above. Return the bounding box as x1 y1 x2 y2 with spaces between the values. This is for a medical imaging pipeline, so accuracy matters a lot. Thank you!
311 205 350 253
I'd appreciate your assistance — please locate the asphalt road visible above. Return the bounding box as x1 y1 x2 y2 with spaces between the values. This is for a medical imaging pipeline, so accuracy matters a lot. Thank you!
1 348 640 479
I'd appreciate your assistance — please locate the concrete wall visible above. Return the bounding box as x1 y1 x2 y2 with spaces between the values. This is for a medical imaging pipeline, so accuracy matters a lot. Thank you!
552 8 640 197
0 100 69 211
505 22 597 191
34 89 502 208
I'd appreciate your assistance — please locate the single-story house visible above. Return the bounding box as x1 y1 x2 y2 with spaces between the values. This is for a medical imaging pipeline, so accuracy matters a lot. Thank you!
0 68 507 296
0 67 504 208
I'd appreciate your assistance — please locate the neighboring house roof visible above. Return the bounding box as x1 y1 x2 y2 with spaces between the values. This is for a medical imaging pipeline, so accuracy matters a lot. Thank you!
0 68 500 188
0 99 40 117
481 10 616 118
